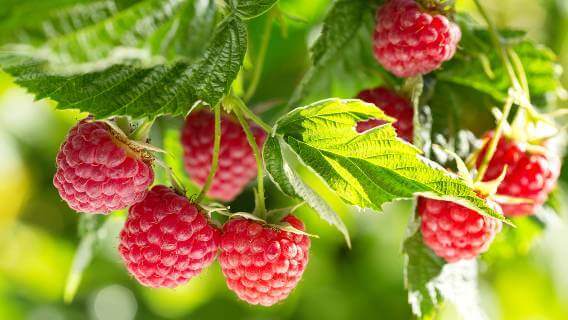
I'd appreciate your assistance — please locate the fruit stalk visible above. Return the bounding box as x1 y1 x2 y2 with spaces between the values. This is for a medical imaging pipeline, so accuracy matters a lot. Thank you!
244 9 275 102
233 102 267 218
196 104 222 203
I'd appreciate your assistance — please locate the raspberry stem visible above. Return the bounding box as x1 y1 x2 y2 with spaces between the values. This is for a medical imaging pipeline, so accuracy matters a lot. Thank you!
233 101 267 218
196 104 222 203
225 93 272 132
244 9 275 102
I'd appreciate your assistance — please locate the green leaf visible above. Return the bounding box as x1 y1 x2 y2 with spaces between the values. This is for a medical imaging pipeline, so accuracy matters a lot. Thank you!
145 0 219 60
269 98 508 223
404 225 444 319
227 0 278 19
0 0 139 46
264 136 300 198
437 16 562 106
7 0 188 66
0 16 247 119
288 0 392 108
265 135 351 246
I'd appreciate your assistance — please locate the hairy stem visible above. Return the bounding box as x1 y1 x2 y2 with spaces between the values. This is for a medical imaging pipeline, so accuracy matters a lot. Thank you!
196 104 222 203
233 103 267 218
226 93 272 132
474 97 513 183
244 11 274 102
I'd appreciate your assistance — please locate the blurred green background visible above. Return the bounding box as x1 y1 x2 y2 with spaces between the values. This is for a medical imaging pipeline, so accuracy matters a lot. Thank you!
0 0 567 319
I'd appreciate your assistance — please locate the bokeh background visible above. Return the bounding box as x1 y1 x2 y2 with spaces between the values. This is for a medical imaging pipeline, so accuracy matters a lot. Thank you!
1 0 567 319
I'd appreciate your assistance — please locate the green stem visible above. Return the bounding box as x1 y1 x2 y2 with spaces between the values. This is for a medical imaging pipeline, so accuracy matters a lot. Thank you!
233 103 267 218
196 104 222 203
244 12 274 102
227 93 272 132
473 0 523 93
474 97 513 184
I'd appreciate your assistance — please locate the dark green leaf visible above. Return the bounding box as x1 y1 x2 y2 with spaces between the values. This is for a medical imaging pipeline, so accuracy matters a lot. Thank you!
0 16 247 119
228 0 278 19
0 0 140 46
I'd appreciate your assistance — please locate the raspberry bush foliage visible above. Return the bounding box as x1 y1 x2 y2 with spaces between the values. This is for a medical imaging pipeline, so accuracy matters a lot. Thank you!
0 0 565 318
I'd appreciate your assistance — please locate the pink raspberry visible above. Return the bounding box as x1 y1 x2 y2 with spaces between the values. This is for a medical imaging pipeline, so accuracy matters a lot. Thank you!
476 132 561 216
53 120 154 214
181 110 267 202
356 86 414 141
218 215 310 306
373 0 461 77
119 185 220 288
418 197 502 263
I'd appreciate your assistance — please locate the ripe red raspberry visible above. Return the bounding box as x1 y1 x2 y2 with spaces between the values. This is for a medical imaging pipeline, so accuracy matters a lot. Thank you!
476 132 561 216
218 215 310 306
418 197 502 263
119 185 220 288
373 0 461 77
356 87 414 141
53 120 154 214
181 110 267 202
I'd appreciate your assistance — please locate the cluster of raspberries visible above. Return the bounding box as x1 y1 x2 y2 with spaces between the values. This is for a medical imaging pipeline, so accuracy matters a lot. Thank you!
53 112 308 306
119 185 310 306
360 1 561 262
51 0 562 307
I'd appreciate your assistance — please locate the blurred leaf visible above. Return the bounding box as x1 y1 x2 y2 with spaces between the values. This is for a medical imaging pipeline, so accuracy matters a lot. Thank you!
437 16 562 107
145 0 219 60
2 0 188 65
483 217 544 263
404 226 444 319
0 0 140 46
267 98 508 224
64 214 113 303
227 0 278 19
288 0 391 108
0 16 247 119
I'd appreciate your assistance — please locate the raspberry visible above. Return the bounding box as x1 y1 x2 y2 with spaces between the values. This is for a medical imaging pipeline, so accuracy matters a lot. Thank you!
373 0 461 77
418 197 502 263
356 87 414 141
218 215 310 306
181 110 267 202
476 132 561 216
118 185 220 288
53 120 154 214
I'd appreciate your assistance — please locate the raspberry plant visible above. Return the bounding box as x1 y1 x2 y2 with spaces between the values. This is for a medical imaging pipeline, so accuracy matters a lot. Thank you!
0 0 565 318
